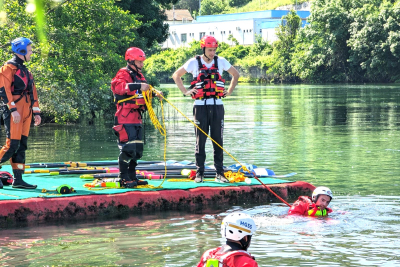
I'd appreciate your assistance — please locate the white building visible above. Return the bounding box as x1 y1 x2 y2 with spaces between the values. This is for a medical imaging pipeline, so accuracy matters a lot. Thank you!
162 10 310 49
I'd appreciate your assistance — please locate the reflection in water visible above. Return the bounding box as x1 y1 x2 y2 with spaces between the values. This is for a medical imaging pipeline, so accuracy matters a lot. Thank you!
9 83 400 196
0 197 399 266
1 84 400 265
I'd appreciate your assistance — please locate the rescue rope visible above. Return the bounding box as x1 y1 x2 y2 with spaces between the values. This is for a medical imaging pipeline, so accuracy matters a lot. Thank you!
142 88 167 188
146 85 292 207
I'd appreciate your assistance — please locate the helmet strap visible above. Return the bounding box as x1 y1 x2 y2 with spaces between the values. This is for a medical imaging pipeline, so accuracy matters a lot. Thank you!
239 235 252 250
203 47 210 61
128 60 141 72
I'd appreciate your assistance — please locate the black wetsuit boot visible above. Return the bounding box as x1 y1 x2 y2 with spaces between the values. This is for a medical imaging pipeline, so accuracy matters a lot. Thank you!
128 160 147 185
12 169 37 189
119 159 137 188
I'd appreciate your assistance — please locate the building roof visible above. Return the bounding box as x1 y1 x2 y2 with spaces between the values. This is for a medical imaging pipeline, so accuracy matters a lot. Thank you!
196 10 310 23
164 9 193 21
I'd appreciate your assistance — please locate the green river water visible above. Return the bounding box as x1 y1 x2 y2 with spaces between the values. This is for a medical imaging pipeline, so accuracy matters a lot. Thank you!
0 84 399 266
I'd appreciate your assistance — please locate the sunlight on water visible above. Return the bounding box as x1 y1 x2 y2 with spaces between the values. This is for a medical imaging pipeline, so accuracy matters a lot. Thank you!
1 84 400 265
0 197 399 266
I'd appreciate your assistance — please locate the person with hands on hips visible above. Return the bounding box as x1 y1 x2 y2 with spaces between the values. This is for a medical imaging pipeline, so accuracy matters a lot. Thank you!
172 35 240 183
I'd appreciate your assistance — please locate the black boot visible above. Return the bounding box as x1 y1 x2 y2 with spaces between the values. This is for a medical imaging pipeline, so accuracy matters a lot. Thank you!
128 160 148 186
12 169 37 189
120 160 137 188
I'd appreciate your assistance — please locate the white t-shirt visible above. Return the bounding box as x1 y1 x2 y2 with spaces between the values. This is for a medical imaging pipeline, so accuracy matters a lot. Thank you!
183 56 232 105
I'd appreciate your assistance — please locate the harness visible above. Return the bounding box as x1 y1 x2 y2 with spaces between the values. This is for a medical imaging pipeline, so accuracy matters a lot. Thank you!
189 56 225 100
2 59 36 116
201 247 254 267
113 67 147 111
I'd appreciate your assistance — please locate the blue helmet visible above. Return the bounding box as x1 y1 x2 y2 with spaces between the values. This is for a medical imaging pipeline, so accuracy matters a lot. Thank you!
11 37 32 56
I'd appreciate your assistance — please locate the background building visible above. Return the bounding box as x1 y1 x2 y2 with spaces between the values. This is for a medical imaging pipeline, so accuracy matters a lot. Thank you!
162 10 310 49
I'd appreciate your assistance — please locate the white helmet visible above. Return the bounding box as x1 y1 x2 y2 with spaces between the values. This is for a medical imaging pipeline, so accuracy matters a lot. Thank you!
312 186 333 202
220 212 256 241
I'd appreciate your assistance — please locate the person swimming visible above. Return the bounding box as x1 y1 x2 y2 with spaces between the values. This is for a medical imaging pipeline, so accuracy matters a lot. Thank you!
288 186 333 217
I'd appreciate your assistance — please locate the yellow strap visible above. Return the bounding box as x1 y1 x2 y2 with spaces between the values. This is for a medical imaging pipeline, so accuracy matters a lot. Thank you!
116 92 140 104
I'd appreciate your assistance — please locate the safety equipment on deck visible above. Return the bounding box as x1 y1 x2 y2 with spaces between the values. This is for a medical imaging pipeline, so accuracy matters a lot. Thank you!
312 186 333 202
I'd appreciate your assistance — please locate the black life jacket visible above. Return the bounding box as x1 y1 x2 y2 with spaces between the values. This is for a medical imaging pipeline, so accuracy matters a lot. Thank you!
6 56 35 105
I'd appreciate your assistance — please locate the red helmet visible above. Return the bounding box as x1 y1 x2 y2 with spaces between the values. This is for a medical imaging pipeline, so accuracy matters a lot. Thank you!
125 47 146 61
200 35 218 48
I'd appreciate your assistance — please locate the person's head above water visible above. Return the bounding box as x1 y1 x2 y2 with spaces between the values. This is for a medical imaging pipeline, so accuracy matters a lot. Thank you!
312 186 333 210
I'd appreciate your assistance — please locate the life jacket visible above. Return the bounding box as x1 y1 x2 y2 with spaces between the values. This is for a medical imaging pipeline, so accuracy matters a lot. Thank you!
189 56 225 100
200 247 254 267
112 67 147 111
308 204 331 217
3 58 36 107
288 196 331 217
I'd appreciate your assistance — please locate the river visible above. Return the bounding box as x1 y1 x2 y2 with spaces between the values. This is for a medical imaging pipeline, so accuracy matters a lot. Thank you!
1 83 399 266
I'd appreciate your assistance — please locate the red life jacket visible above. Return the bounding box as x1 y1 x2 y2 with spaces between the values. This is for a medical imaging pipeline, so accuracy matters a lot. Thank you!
189 56 225 99
199 247 255 267
288 196 332 217
112 67 147 111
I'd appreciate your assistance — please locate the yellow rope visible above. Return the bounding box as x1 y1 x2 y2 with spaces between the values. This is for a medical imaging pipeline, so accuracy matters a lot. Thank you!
147 85 251 176
143 88 167 188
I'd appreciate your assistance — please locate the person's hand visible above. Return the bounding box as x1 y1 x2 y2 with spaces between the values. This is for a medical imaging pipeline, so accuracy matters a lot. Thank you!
185 89 197 97
223 89 232 97
141 83 149 91
155 90 164 101
34 115 41 126
11 111 21 124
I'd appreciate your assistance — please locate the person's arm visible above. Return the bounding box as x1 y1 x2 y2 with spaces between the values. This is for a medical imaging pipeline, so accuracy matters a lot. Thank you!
31 82 41 126
111 71 148 96
0 64 21 123
224 66 239 97
172 67 196 97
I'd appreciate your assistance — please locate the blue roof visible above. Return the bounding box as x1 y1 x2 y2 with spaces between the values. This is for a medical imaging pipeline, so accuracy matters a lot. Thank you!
196 10 310 23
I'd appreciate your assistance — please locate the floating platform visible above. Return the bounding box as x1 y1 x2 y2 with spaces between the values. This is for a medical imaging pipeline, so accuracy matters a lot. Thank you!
0 163 315 227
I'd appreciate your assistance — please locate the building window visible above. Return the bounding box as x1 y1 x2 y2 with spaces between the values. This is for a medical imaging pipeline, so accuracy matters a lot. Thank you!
199 32 206 39
181 33 187 43
229 30 231 34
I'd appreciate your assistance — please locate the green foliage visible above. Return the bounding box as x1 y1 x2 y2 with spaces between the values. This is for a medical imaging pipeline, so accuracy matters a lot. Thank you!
174 0 199 14
115 0 179 50
0 0 139 123
200 0 227 15
291 0 400 83
269 10 301 82
228 0 252 8
347 0 400 82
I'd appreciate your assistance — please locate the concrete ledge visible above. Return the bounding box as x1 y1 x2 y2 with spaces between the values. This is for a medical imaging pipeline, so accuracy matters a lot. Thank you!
0 181 314 227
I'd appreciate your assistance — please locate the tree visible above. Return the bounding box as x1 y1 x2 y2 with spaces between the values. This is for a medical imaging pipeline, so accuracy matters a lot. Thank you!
115 0 179 51
347 1 400 82
269 10 301 81
200 0 227 15
174 0 199 14
0 0 141 123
